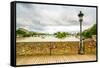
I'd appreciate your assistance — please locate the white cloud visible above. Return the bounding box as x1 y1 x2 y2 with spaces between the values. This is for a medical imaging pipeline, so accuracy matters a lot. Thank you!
43 26 80 34
16 3 96 34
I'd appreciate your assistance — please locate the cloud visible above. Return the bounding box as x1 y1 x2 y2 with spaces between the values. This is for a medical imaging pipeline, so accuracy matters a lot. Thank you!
16 3 96 34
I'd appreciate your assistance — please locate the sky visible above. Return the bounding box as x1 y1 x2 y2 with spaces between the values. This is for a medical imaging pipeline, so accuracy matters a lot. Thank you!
16 3 96 34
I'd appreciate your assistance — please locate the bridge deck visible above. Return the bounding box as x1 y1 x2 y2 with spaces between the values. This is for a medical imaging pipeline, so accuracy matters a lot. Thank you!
16 54 96 65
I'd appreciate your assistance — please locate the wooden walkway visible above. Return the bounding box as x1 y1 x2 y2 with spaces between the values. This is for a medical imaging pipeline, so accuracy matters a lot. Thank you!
16 54 96 65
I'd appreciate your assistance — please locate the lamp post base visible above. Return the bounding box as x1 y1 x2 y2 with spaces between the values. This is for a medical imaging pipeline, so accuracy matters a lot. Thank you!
78 50 85 55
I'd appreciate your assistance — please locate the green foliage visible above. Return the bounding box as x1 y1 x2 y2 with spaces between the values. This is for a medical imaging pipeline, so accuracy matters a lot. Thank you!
16 28 31 37
82 24 96 38
90 24 96 34
16 29 26 35
54 32 68 39
16 28 49 37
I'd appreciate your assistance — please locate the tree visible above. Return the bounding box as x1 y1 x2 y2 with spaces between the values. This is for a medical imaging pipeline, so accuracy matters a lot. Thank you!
54 32 67 39
16 28 31 37
16 29 26 35
82 24 96 38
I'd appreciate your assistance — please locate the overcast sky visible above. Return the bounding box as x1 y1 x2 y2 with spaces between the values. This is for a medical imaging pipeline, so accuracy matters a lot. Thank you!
16 3 96 34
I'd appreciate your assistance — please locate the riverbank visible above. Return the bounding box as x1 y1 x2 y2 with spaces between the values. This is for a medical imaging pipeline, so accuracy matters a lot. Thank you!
16 36 80 42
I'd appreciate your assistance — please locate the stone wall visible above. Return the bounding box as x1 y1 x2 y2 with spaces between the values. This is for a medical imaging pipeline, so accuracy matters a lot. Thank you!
16 41 96 56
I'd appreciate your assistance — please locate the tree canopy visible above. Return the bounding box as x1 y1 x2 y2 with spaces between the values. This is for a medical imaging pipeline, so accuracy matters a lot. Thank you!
82 24 96 38
54 32 70 39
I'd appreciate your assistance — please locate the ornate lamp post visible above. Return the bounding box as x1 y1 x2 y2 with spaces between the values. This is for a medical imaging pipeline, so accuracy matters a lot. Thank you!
78 11 84 55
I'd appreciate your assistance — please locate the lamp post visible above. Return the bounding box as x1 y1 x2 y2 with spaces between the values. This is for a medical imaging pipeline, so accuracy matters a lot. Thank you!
78 11 84 55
